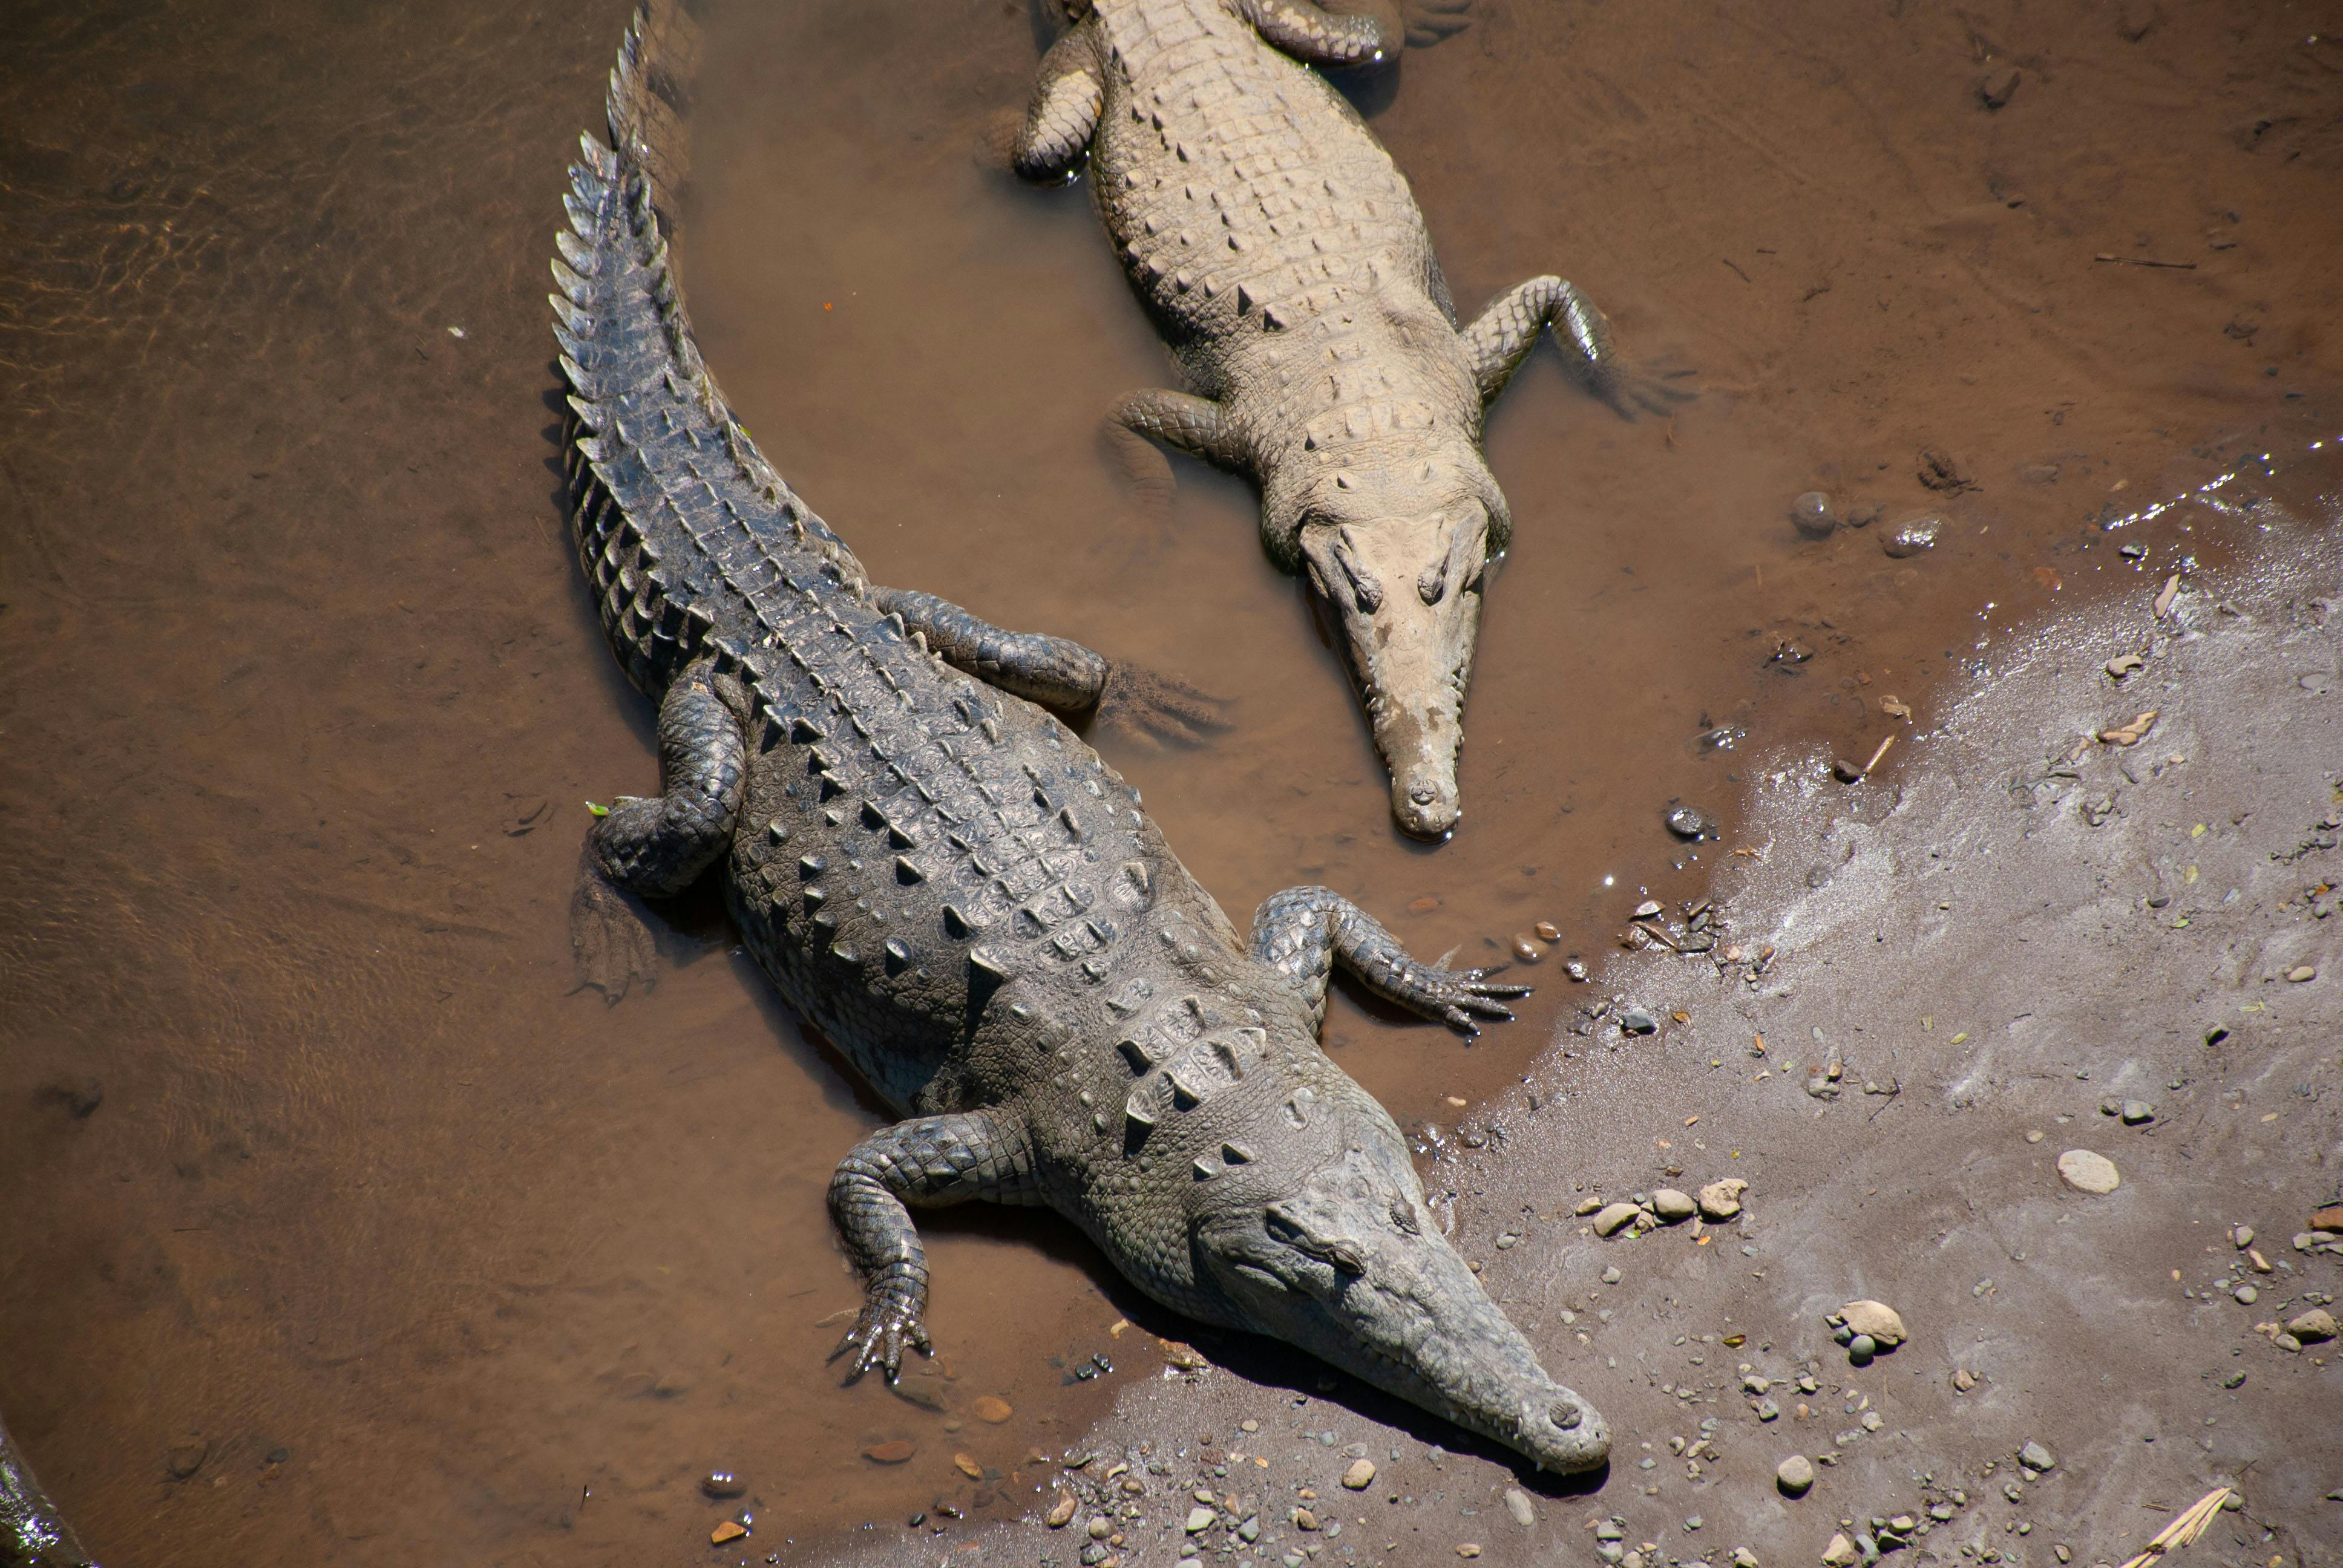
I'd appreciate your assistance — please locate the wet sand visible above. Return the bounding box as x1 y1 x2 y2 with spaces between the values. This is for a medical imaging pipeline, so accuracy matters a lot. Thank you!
1 0 2338 1563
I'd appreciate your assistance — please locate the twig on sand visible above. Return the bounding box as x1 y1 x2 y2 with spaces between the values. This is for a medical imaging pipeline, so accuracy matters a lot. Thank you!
2113 1486 2232 1568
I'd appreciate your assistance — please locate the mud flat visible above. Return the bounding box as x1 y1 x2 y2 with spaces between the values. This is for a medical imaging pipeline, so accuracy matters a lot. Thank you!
819 448 2341 1568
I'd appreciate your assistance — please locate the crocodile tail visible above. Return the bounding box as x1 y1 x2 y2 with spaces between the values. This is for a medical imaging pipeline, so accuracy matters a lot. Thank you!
552 1 867 698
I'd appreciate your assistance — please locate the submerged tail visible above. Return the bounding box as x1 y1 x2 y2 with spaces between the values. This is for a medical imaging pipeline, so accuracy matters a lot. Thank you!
551 1 867 699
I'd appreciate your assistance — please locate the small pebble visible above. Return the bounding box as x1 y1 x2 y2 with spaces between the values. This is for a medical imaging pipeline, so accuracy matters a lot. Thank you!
1340 1459 1376 1489
1511 934 1546 963
2288 964 2317 982
1882 515 1943 558
2019 1441 2056 1472
2232 1225 2254 1249
1847 1334 1876 1365
1601 1265 1623 1284
972 1395 1013 1423
1503 1489 1535 1527
1618 1008 1659 1035
701 1469 747 1500
1533 920 1562 942
1186 1507 1216 1534
1776 1455 1815 1496
1046 1492 1079 1528
2233 1284 2258 1305
861 1440 916 1464
1665 805 1713 840
2120 1099 2155 1125
1651 1188 1697 1223
1951 1368 1977 1393
1564 959 1590 982
711 1521 748 1544
165 1443 208 1481
1791 491 1839 538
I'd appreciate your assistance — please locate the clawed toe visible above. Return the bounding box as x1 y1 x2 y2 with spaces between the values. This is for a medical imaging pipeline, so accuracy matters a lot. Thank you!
831 1301 932 1384
1096 665 1232 749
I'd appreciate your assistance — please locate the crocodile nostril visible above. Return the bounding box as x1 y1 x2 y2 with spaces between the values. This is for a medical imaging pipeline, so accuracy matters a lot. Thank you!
1550 1400 1582 1430
1409 785 1435 805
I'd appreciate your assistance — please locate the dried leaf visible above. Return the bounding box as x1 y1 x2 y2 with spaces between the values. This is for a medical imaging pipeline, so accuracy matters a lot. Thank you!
2100 710 2160 746
2106 653 2145 677
712 1521 749 1544
1160 1339 1208 1370
1880 695 1913 721
2034 565 2063 590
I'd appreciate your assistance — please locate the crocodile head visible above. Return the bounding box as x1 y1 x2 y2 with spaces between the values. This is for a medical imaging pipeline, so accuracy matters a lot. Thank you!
1187 1074 1608 1474
1273 451 1511 839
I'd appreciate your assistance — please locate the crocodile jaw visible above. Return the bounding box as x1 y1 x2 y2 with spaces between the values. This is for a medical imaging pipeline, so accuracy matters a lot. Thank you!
1194 1103 1610 1474
1297 513 1487 840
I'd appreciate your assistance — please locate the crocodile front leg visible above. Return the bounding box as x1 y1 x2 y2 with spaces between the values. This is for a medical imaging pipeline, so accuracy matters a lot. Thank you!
569 661 746 999
828 1109 1040 1382
1250 886 1530 1036
1012 24 1102 181
874 587 1227 748
1103 388 1250 518
1461 275 1694 419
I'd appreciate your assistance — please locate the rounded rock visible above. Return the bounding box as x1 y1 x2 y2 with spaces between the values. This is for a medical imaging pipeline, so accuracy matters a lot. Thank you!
1847 1334 1876 1365
1511 934 1547 964
1839 1299 1907 1347
1791 492 1839 538
1776 1454 1815 1496
2019 1440 2056 1472
2286 1307 2338 1343
2056 1148 2121 1194
1651 1188 1697 1223
1882 515 1943 558
1593 1202 1642 1237
701 1469 747 1500
1341 1459 1377 1489
2120 1099 2155 1125
2234 1284 2258 1305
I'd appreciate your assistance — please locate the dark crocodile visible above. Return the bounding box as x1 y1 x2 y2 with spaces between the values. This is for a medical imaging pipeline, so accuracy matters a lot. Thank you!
1015 0 1689 838
1 1413 97 1568
549 5 1609 1473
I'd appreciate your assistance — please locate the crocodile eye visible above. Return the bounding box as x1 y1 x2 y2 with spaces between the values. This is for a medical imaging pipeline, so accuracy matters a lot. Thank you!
1387 1195 1421 1235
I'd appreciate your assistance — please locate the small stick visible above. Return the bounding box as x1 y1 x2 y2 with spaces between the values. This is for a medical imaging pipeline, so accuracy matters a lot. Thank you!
2093 253 2199 270
1863 733 1896 774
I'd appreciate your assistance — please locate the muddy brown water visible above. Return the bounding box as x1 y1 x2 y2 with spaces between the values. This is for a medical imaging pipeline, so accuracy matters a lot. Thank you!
1 0 2336 1563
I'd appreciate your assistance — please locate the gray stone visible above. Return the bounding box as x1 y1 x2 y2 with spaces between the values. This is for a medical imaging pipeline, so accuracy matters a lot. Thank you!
2234 1284 2259 1305
1651 1188 1697 1223
2020 1440 2055 1472
1619 1008 1659 1036
1776 1454 1815 1496
1502 1488 1534 1527
1882 515 1943 558
2120 1099 2155 1125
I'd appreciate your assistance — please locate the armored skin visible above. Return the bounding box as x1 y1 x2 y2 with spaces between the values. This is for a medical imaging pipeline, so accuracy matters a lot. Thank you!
551 6 1610 1474
1016 0 1688 838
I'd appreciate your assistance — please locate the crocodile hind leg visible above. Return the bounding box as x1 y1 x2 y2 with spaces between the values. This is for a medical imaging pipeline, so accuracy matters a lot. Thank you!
874 586 1228 748
828 1109 1040 1381
1250 886 1530 1036
1012 24 1103 181
1461 276 1694 419
1102 388 1249 520
1242 0 1393 65
569 661 746 1000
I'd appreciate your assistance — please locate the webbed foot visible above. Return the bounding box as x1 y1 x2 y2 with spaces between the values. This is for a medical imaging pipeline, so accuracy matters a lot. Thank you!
1589 355 1699 422
568 841 661 1002
830 1292 933 1383
1095 664 1230 748
1402 0 1472 46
